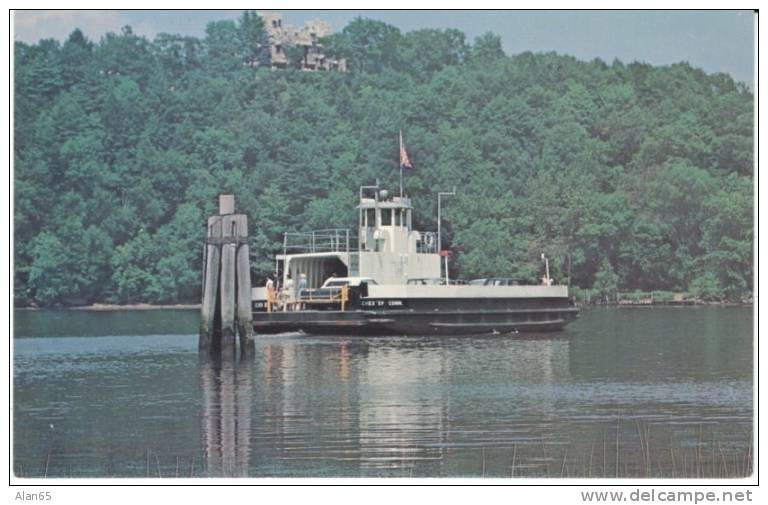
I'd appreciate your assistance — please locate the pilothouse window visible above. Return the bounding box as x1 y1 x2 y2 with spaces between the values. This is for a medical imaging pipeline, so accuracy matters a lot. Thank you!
381 208 392 226
365 209 376 227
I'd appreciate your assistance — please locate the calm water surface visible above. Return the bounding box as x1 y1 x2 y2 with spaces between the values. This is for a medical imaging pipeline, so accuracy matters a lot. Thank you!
13 306 753 478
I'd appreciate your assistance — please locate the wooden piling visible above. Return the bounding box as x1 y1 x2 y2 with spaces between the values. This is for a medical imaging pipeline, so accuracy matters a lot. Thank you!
235 214 254 354
220 215 237 354
199 194 253 357
199 216 222 350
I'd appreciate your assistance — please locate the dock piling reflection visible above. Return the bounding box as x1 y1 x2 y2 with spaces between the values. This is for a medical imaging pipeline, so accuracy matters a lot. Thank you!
199 354 253 477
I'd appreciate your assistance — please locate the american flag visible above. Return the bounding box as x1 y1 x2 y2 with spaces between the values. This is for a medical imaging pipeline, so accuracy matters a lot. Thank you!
399 131 413 170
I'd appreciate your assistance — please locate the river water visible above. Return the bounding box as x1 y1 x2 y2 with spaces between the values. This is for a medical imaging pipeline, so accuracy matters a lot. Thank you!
13 306 753 479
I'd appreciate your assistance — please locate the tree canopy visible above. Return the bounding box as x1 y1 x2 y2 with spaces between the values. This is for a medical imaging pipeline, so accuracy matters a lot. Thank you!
14 13 754 306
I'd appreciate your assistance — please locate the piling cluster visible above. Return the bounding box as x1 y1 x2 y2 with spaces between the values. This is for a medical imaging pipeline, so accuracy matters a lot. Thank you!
199 194 254 356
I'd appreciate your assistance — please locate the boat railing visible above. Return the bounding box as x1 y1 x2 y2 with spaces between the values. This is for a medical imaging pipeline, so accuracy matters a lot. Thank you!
283 228 358 254
264 285 349 312
283 228 438 254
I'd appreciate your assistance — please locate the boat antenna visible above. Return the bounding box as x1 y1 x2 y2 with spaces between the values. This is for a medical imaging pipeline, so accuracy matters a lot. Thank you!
399 131 404 198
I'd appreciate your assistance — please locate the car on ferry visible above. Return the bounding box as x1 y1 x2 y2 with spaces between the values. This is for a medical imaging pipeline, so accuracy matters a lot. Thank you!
287 276 377 311
321 277 378 288
469 277 525 286
407 278 467 286
407 277 446 285
300 277 378 301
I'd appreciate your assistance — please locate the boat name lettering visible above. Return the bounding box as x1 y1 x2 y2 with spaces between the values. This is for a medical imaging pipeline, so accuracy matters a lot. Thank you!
361 300 405 307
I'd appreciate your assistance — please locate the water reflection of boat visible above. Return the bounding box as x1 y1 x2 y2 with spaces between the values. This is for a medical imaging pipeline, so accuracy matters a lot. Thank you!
355 341 449 470
249 336 572 475
251 182 579 336
253 337 449 473
199 357 252 477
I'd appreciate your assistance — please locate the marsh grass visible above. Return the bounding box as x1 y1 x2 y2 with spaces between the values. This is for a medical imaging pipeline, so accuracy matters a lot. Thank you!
480 420 753 479
14 420 752 479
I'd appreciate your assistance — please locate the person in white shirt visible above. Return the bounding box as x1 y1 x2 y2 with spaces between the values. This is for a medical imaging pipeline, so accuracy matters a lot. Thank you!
284 274 295 311
297 273 307 310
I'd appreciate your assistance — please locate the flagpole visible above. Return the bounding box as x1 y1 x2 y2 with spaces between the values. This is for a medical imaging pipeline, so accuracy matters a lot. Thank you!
400 166 403 198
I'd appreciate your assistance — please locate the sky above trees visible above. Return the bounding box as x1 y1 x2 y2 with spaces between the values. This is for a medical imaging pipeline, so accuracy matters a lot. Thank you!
13 9 755 85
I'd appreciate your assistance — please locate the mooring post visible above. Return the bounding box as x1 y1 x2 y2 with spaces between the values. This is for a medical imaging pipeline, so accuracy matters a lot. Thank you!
199 216 222 350
235 214 254 354
200 194 253 357
219 214 238 355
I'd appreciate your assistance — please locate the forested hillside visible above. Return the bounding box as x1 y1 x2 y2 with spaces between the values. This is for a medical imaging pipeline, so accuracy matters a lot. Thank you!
14 13 753 306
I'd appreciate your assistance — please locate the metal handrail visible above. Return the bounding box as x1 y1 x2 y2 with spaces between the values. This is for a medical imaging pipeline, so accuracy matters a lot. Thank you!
282 228 438 254
283 228 358 254
267 285 349 312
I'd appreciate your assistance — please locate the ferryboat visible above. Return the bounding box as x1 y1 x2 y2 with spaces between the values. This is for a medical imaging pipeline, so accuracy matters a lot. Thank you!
250 182 579 335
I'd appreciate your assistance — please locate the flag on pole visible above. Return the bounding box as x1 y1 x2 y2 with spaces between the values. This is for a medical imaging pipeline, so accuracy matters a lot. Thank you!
399 130 413 170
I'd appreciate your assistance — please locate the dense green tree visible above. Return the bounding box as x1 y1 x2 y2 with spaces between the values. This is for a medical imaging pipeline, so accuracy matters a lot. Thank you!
153 33 203 78
238 10 270 68
203 20 243 73
400 28 469 77
60 29 94 89
689 272 725 301
12 15 754 306
323 18 403 73
470 32 505 63
593 257 619 303
25 232 72 306
94 26 156 86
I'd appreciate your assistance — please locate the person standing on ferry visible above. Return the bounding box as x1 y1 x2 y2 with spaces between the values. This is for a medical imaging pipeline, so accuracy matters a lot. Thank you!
298 273 307 310
284 274 294 311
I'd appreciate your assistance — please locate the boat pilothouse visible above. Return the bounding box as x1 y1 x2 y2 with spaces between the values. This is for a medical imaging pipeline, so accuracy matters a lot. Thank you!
251 182 579 335
272 184 440 288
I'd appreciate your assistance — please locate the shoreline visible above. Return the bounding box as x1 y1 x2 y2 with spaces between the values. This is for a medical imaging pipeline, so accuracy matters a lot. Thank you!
15 303 200 311
581 300 752 307
14 302 751 311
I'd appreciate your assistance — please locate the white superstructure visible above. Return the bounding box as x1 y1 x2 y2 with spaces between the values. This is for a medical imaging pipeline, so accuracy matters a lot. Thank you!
249 182 578 335
276 185 440 290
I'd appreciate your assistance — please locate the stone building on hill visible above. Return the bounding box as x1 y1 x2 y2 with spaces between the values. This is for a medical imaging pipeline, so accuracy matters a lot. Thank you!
259 11 346 72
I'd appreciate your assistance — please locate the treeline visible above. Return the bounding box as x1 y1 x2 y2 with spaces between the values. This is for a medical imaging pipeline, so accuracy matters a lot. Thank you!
14 13 753 306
